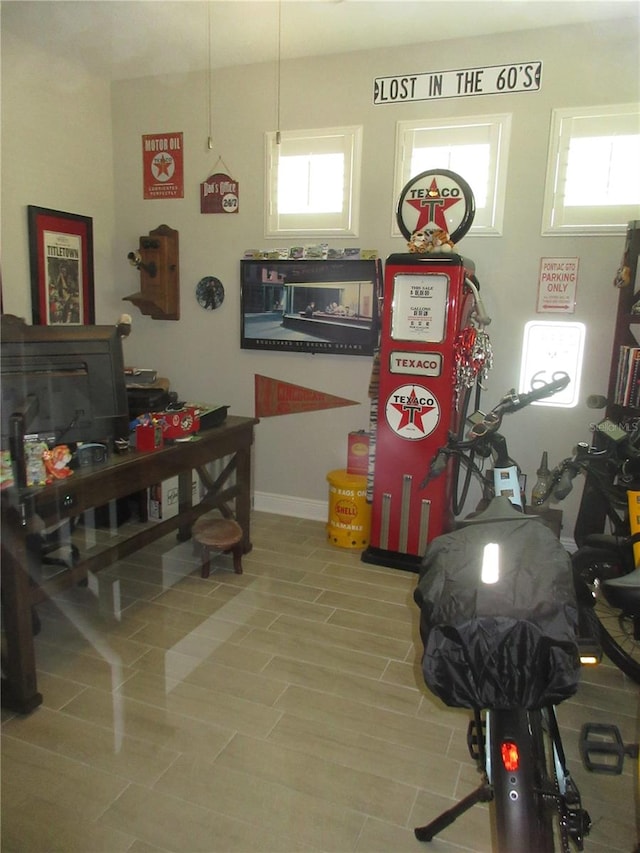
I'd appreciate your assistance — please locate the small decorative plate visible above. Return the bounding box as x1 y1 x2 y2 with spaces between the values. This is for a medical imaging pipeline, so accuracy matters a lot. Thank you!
196 276 224 310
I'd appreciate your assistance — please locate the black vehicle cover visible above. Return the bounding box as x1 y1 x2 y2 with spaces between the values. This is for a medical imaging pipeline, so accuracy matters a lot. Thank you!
414 497 581 710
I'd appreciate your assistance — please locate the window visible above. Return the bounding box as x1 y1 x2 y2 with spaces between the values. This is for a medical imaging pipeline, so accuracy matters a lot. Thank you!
265 126 362 237
542 104 640 235
393 114 511 237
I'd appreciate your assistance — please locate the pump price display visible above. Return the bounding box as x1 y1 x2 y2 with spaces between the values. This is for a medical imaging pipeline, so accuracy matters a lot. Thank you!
392 274 449 342
374 61 542 104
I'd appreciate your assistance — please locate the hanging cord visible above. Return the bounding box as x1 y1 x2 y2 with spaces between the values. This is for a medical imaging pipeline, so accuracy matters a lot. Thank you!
210 155 236 181
207 1 214 149
451 380 483 516
275 0 282 144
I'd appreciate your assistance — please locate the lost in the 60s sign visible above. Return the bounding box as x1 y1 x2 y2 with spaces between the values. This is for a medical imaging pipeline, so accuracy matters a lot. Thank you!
374 61 542 104
200 173 239 214
142 132 184 199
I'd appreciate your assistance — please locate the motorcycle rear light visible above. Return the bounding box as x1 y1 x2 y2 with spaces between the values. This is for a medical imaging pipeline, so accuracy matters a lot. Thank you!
501 740 520 772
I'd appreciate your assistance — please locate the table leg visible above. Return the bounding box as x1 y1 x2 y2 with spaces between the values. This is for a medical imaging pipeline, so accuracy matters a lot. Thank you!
1 509 43 713
235 445 253 554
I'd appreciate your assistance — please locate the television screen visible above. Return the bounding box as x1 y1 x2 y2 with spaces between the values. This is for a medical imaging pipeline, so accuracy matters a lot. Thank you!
0 321 129 449
240 258 382 356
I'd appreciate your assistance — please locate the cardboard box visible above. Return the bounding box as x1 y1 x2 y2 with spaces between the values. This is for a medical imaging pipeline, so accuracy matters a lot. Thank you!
347 431 370 475
148 476 179 521
148 471 200 521
191 470 201 506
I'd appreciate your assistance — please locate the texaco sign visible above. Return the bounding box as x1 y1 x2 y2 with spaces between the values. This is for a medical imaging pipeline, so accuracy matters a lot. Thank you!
396 169 475 243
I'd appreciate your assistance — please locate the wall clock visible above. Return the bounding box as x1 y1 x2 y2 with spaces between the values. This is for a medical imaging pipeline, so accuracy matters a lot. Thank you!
196 276 224 310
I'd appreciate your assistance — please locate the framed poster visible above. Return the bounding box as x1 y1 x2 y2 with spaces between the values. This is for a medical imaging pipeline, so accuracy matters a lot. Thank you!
28 206 95 325
240 258 382 356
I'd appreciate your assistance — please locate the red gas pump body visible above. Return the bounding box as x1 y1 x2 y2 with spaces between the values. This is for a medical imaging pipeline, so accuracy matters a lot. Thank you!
363 252 475 570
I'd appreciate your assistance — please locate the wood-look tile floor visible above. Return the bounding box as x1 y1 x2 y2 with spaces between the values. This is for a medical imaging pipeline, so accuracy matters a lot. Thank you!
2 511 638 852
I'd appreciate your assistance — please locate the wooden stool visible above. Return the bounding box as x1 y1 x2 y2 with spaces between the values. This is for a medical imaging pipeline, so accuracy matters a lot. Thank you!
192 517 244 578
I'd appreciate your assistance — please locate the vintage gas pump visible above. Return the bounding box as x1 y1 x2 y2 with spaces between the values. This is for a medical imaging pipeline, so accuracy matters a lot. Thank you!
363 170 491 570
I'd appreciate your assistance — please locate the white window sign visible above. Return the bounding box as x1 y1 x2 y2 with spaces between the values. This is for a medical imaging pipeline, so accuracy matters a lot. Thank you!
536 258 579 313
519 321 585 408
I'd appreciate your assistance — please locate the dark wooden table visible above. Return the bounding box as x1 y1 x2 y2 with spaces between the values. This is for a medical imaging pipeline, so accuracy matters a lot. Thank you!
0 415 258 713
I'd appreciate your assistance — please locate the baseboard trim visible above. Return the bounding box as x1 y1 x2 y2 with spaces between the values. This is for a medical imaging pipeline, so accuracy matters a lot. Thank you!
252 492 577 552
253 491 328 522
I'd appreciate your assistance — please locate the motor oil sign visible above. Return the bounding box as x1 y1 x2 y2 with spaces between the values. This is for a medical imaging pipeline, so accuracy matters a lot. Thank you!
200 172 239 214
142 132 184 199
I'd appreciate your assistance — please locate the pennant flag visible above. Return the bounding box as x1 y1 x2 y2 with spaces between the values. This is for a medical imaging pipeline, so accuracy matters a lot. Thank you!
255 374 360 418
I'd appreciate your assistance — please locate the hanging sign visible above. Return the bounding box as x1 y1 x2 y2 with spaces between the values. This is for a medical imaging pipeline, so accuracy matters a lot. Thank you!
142 132 184 199
374 61 542 104
536 257 579 313
200 172 239 214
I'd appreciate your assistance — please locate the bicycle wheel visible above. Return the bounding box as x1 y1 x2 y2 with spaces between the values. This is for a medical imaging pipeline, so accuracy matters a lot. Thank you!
489 708 556 852
572 547 640 684
594 595 640 683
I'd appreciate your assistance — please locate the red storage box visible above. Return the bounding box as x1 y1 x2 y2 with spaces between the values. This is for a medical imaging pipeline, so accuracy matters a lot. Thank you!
136 423 163 451
153 406 200 440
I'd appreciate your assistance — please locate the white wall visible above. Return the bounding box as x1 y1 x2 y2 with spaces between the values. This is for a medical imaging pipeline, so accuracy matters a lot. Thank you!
2 13 639 539
1 29 116 323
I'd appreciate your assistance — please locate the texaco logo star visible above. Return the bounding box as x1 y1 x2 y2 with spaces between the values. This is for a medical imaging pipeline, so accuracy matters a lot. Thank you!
385 384 441 440
396 169 475 243
152 153 175 181
391 386 433 431
406 178 462 232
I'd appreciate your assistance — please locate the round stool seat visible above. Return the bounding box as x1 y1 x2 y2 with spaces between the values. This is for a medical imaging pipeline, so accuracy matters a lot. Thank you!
192 517 244 577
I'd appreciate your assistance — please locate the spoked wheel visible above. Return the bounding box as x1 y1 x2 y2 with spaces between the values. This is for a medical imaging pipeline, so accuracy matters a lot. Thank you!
593 590 640 683
529 709 558 852
572 547 640 684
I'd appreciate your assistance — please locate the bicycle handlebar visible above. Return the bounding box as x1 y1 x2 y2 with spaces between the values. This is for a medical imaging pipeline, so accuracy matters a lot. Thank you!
509 373 571 411
422 374 570 489
469 373 570 440
541 433 640 506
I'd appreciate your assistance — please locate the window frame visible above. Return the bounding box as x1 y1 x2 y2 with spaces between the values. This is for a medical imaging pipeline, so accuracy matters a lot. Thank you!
392 113 512 238
542 103 640 236
264 125 362 238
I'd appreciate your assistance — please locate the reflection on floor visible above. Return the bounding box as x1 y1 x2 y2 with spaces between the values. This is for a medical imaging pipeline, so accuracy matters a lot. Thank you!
2 511 638 852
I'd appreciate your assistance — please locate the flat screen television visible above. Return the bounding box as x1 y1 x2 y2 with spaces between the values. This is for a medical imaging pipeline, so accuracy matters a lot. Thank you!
1 320 129 456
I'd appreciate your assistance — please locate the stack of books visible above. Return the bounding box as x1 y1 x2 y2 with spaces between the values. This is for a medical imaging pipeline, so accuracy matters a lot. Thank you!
614 346 640 407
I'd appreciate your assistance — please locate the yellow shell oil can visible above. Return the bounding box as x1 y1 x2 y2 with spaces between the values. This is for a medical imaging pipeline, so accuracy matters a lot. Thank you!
326 469 371 549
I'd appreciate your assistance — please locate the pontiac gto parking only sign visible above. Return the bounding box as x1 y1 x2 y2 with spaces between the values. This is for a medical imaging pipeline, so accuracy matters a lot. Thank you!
374 61 542 104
